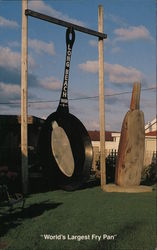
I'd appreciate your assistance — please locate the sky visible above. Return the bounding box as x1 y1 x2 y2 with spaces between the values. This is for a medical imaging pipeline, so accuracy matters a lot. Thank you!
0 0 156 131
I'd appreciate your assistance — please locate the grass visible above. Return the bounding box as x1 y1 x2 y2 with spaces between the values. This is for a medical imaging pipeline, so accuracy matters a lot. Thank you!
0 185 156 250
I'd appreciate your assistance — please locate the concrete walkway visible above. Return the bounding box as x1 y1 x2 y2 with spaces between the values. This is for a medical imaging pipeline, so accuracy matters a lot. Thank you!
102 184 153 193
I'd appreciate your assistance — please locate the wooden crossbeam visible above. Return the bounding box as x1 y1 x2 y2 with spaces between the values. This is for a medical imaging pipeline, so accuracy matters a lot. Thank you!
25 9 107 39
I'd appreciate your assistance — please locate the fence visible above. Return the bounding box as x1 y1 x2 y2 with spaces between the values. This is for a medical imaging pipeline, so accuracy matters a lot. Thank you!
144 150 157 168
92 147 157 183
92 149 118 183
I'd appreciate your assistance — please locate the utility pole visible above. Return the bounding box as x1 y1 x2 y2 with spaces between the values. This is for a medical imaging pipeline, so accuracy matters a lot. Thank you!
21 0 28 194
98 5 106 188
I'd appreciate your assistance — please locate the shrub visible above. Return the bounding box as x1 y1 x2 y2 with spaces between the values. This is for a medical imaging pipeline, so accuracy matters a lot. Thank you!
141 152 157 185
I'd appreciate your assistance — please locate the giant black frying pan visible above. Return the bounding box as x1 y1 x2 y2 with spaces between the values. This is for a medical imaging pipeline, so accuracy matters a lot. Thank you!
38 28 93 190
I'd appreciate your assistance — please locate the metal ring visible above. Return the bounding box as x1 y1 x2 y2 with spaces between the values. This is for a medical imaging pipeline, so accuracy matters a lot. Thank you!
66 27 75 48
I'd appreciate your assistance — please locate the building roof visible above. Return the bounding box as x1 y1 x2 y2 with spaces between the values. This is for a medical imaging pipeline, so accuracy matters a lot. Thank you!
88 130 157 142
145 131 157 137
88 131 118 142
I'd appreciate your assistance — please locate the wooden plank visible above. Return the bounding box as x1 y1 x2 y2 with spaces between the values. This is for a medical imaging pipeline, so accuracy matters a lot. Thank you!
51 121 74 177
115 110 145 186
18 116 32 124
18 115 45 125
25 9 107 39
130 82 141 110
21 0 28 194
115 82 145 187
98 5 106 188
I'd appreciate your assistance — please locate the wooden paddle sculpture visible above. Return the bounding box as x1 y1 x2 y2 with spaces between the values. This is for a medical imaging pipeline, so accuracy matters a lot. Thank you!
115 82 145 186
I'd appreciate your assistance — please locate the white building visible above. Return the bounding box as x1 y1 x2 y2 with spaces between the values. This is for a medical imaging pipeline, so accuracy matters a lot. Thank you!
145 117 157 133
144 118 156 166
89 117 157 169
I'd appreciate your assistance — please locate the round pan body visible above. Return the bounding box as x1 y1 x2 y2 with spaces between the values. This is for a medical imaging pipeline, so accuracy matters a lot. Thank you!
38 111 93 189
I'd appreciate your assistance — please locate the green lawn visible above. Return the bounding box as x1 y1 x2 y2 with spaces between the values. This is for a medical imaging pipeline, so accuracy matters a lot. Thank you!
0 186 156 250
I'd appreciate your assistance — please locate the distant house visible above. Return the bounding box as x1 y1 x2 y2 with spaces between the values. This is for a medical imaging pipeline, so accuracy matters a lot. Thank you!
144 118 157 166
88 130 120 153
145 130 157 152
88 117 157 169
145 117 156 133
144 131 156 167
88 131 120 170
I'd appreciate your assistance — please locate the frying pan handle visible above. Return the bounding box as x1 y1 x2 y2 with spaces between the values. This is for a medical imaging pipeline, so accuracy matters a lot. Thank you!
57 28 75 113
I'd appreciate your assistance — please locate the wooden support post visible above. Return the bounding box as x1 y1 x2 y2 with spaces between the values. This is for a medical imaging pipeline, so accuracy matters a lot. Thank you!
21 0 28 194
98 5 106 188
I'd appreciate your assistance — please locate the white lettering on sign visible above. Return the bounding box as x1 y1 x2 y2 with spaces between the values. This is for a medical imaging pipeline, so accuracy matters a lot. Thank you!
40 233 118 241
61 44 72 102
66 62 70 67
61 98 68 104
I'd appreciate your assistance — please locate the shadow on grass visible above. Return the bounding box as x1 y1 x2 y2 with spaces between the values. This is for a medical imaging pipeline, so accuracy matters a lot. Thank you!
59 178 100 192
0 200 62 237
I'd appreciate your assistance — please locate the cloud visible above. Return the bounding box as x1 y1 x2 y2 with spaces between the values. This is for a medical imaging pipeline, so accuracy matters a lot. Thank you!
0 66 20 85
0 65 39 88
114 25 153 42
104 13 127 27
8 41 20 48
78 60 144 84
88 39 98 47
28 0 85 26
0 45 37 92
89 38 121 54
104 62 144 84
0 46 60 90
79 60 98 73
89 38 113 48
28 101 57 111
0 82 20 95
111 47 121 53
0 46 20 69
39 76 61 90
84 119 100 130
0 16 19 28
0 82 20 101
0 46 35 70
29 39 55 56
0 81 38 114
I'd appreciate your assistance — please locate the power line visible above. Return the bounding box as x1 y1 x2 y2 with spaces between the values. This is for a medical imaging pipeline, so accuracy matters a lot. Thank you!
0 86 156 105
145 120 157 131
